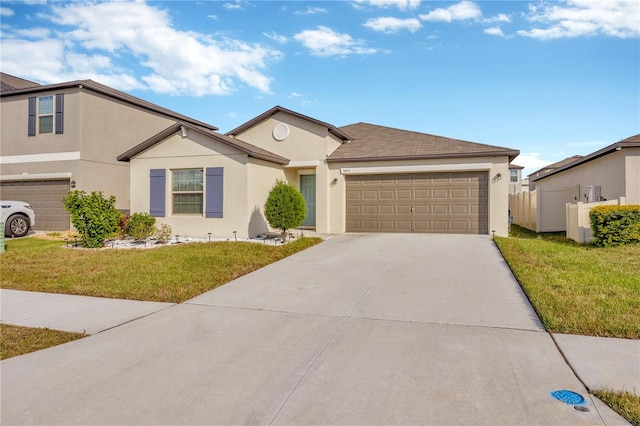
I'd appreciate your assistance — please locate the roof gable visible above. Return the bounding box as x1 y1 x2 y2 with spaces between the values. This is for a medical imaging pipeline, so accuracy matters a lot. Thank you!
117 122 289 165
327 123 519 163
226 105 351 141
0 73 41 92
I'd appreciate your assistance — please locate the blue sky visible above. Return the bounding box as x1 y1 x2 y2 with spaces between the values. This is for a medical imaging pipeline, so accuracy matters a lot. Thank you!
1 0 638 176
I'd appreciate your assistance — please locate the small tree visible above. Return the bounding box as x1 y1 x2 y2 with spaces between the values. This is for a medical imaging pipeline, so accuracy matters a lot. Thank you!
264 180 306 242
63 190 122 248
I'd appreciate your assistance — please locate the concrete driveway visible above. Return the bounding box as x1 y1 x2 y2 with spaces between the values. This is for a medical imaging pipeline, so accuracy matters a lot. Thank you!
0 234 624 425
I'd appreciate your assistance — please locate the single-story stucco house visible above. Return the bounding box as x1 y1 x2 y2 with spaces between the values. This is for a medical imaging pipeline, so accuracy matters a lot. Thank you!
118 106 519 238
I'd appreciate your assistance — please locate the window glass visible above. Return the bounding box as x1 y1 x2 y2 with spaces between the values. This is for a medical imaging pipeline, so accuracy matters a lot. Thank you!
172 169 203 214
38 96 54 134
510 169 518 183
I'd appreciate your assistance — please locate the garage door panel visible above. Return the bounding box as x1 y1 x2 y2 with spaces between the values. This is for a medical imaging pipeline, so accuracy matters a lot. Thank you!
1 179 70 231
346 172 488 234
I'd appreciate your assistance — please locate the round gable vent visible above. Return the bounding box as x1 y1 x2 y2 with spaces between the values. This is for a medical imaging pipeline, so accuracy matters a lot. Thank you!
273 123 290 141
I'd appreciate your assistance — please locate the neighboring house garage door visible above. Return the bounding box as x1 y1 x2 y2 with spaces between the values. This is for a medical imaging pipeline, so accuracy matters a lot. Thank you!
0 179 70 231
346 172 488 234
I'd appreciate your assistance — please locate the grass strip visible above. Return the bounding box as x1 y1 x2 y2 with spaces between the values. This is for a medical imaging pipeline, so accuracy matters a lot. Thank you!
592 389 640 426
495 227 640 338
0 324 85 360
1 237 322 303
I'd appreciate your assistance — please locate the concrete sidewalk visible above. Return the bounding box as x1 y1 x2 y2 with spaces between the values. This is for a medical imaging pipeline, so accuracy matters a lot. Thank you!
0 234 633 425
0 289 174 334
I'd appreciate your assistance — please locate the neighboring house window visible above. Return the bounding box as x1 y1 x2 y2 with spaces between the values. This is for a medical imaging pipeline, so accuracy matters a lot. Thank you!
38 96 54 133
172 169 204 214
510 169 518 183
28 94 64 136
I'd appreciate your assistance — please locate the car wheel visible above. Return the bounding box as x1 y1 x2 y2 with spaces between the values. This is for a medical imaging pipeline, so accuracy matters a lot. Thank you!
6 214 30 237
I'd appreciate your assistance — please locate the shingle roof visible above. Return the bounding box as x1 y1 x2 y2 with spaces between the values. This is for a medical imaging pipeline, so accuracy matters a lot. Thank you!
226 105 351 141
531 134 640 182
327 122 519 163
117 121 289 165
0 74 217 131
0 73 41 92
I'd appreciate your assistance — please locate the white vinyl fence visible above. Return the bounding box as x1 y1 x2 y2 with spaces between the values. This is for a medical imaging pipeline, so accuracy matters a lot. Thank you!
508 190 536 231
565 197 627 243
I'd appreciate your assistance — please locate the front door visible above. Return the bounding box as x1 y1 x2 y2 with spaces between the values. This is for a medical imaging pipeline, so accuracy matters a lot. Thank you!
300 175 316 227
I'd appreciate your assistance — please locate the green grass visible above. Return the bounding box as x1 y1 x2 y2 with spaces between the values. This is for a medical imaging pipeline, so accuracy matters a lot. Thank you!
592 389 640 426
0 324 85 360
495 226 640 338
1 237 322 303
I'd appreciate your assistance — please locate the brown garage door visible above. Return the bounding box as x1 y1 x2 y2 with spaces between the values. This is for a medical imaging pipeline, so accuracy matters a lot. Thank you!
346 172 488 234
0 179 71 231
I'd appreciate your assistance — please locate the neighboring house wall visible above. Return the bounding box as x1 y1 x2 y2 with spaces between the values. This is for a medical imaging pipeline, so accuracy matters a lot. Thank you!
534 148 639 232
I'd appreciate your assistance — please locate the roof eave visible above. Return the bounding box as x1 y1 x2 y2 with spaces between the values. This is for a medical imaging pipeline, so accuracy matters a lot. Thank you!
327 150 520 164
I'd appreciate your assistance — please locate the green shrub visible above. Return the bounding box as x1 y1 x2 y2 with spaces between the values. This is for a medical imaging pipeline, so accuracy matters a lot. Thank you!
154 223 173 243
264 180 306 242
63 190 122 248
125 213 156 242
590 205 640 247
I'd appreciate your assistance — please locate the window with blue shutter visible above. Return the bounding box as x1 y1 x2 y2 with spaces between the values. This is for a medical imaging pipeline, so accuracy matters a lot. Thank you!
28 97 36 136
205 167 223 218
150 169 166 217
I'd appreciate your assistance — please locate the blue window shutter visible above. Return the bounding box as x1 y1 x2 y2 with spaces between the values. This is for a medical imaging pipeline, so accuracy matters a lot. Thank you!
150 169 166 217
205 167 223 218
55 94 64 134
28 97 36 136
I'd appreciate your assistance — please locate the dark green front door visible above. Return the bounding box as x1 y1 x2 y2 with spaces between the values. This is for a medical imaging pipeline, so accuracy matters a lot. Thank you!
300 175 316 227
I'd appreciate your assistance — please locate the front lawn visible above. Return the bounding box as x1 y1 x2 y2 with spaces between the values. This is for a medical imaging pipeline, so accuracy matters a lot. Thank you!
1 237 322 303
494 226 640 339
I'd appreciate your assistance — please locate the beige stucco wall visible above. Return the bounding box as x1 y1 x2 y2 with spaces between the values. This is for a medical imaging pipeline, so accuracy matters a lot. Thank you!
1 87 183 211
232 111 345 235
326 156 511 237
129 129 290 239
535 148 640 205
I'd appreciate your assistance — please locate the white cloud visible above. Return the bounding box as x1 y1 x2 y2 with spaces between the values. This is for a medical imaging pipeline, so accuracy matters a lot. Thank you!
13 27 50 38
517 153 559 176
420 1 482 22
363 17 421 33
289 92 303 97
354 0 421 11
0 7 14 16
484 13 511 24
294 7 327 16
518 0 640 39
263 31 288 44
294 26 378 57
4 1 283 95
484 27 506 37
222 2 243 11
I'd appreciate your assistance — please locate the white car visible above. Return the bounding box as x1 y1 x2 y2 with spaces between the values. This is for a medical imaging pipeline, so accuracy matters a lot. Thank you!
1 201 36 237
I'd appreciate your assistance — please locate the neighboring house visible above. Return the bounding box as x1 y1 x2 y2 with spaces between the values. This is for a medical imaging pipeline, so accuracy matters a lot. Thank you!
0 73 217 230
509 164 524 194
527 155 583 191
120 106 519 238
532 134 640 232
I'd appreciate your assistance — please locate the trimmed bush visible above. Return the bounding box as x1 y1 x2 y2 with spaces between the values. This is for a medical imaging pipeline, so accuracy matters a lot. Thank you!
264 180 306 242
154 223 173 244
590 205 640 247
125 213 156 242
63 190 122 248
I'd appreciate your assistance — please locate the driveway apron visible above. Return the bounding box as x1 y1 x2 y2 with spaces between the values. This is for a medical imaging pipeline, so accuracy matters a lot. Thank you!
1 234 623 425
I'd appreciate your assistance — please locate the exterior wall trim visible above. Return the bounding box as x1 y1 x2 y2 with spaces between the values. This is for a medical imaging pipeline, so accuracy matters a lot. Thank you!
0 151 81 164
285 160 320 168
340 162 492 175
0 172 72 181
